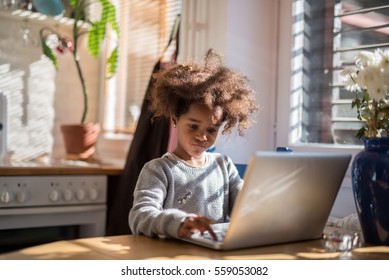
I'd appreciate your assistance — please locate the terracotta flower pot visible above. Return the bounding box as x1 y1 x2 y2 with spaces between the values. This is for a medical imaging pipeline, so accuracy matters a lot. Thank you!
60 123 100 160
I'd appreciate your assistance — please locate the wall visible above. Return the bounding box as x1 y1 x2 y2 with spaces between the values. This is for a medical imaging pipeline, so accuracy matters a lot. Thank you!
222 0 279 163
0 11 99 160
180 0 279 165
1 1 278 164
179 0 356 218
0 2 356 217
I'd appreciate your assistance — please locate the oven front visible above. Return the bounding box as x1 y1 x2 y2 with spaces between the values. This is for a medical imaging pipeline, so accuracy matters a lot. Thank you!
0 175 107 253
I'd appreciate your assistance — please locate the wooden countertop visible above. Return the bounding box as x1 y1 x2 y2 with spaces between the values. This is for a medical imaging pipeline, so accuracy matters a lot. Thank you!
1 227 388 260
0 159 123 176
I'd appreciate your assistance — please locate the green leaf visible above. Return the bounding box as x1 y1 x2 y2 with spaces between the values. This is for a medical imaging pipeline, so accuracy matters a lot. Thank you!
101 0 120 34
363 90 370 102
87 22 104 58
69 0 77 8
106 46 118 78
87 0 119 72
40 37 58 69
356 127 366 139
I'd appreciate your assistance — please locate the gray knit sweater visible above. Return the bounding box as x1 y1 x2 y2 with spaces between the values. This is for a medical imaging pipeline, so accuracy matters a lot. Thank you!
129 152 243 239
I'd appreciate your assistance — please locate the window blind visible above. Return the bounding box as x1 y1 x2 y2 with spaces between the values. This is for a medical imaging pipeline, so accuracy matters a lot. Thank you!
332 1 389 145
334 3 389 53
103 0 182 134
291 0 389 145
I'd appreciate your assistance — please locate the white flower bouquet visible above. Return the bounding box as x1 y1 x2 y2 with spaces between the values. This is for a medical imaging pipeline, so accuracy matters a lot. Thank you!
341 48 389 138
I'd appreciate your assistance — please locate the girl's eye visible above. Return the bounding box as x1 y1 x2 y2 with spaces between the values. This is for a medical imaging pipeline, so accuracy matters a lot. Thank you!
189 124 198 130
207 128 217 134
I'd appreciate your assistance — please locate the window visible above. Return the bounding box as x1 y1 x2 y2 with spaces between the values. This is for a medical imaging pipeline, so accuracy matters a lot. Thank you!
290 0 389 146
102 0 182 135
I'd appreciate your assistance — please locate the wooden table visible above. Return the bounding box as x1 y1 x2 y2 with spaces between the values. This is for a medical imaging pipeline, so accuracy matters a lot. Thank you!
1 227 388 260
0 160 123 176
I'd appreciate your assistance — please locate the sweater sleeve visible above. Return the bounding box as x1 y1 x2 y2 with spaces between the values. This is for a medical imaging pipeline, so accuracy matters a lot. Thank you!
225 155 244 215
128 159 189 239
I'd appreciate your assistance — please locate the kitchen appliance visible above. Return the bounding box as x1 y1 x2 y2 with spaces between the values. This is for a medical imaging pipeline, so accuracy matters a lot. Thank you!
0 175 107 253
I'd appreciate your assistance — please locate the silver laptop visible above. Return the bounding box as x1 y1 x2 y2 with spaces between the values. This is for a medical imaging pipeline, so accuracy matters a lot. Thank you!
182 151 352 250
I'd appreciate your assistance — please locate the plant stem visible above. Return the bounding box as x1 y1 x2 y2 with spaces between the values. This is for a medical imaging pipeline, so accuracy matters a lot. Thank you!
73 48 88 124
72 8 87 124
373 100 379 134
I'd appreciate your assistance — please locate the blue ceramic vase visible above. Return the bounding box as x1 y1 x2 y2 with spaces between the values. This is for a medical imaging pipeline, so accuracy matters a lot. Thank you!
351 137 389 245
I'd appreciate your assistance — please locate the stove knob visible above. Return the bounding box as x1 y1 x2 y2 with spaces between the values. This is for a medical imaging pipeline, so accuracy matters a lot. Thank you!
0 191 12 204
16 190 27 203
63 189 73 201
88 188 98 201
76 189 86 201
49 190 60 202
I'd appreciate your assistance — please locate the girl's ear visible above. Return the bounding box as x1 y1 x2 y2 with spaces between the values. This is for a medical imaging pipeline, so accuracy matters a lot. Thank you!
171 115 177 126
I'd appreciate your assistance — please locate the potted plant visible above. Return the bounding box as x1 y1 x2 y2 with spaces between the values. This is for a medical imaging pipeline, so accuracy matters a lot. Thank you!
39 0 119 160
341 48 389 245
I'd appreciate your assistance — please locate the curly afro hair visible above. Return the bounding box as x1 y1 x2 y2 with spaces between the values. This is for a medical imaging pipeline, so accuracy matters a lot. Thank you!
148 49 259 136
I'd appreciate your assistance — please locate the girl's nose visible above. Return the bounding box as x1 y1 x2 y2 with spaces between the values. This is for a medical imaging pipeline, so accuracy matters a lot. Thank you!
196 131 207 141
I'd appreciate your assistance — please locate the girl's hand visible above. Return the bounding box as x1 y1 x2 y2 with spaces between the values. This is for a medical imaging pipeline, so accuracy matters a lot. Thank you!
178 216 218 241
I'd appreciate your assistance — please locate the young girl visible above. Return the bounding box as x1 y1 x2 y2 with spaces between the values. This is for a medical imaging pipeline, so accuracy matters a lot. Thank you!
129 49 258 240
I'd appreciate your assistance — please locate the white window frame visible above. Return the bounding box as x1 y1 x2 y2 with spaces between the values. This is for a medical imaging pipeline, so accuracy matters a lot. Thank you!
276 0 362 156
276 0 363 217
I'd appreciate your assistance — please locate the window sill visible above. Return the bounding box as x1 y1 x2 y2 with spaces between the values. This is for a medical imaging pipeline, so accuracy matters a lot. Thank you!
96 133 133 167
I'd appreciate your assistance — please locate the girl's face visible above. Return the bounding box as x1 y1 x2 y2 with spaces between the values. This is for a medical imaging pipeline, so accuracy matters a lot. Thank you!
172 103 223 166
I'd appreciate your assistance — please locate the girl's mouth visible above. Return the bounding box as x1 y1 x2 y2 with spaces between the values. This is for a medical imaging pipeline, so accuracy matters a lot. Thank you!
193 142 207 149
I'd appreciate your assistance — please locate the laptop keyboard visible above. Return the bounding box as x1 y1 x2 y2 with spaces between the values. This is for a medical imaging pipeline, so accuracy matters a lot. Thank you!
190 223 229 241
201 230 226 241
